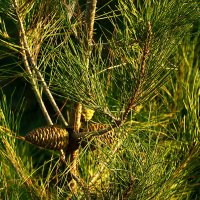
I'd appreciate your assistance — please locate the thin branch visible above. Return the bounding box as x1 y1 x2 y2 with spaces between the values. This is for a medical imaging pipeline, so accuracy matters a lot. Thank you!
98 61 177 75
121 21 152 121
123 175 135 200
19 32 53 125
73 103 82 132
13 0 68 127
85 0 97 49
66 2 98 192
70 172 91 199
68 103 85 196
70 0 98 139
85 0 97 69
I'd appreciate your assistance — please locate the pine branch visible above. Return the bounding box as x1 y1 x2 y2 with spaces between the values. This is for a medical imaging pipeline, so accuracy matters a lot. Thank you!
68 103 82 194
122 21 152 121
19 32 53 125
70 0 97 136
74 22 153 139
12 0 68 127
85 0 97 68
85 0 97 47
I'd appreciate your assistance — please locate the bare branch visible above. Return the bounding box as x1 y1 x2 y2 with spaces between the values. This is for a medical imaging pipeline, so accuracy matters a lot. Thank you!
84 0 97 69
19 32 53 125
13 0 68 127
85 0 97 49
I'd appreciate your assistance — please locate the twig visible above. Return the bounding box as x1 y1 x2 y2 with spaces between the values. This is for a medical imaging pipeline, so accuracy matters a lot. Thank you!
68 103 90 197
121 21 152 121
19 32 53 125
13 0 68 127
140 21 152 76
69 171 91 200
84 0 97 69
85 0 97 50
66 2 98 194
73 103 82 132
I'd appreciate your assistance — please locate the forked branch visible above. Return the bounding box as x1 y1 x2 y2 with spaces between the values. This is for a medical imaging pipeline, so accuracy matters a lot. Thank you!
13 0 68 127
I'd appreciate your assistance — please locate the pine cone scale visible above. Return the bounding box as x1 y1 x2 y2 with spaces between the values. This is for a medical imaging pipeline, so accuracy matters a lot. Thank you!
25 125 69 150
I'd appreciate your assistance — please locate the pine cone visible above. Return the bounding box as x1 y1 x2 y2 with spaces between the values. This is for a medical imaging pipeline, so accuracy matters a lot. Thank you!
82 123 117 145
25 125 69 150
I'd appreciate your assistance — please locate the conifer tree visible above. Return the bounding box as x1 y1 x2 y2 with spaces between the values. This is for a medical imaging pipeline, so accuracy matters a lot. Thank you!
0 0 199 199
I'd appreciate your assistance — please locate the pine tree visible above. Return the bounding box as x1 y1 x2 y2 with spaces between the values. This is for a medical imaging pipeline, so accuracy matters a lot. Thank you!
0 0 199 199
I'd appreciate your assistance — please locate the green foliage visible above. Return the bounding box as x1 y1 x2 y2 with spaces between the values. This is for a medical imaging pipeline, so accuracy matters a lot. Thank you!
0 0 199 199
50 0 199 119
